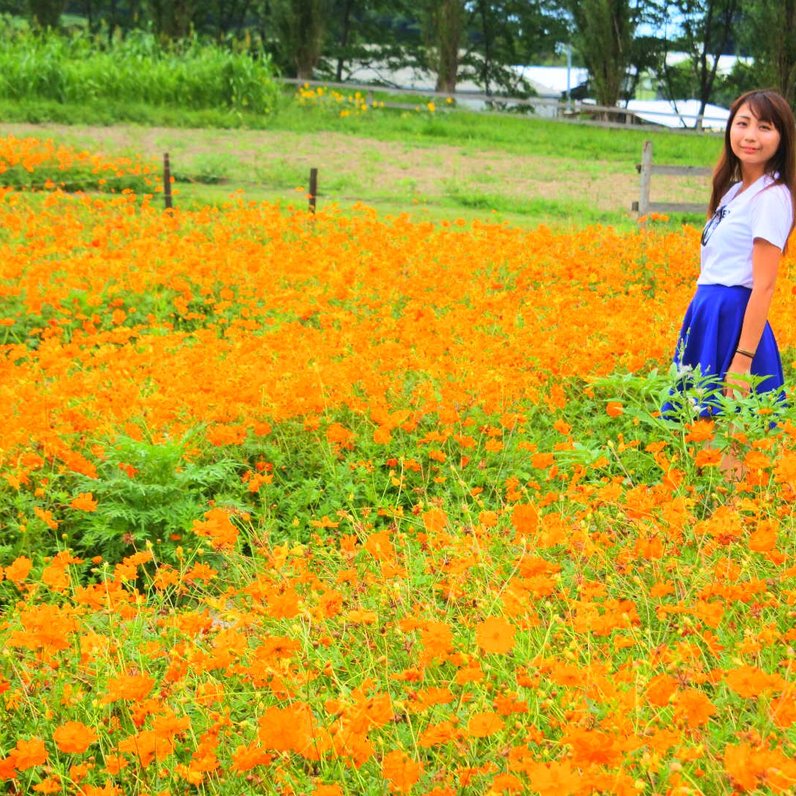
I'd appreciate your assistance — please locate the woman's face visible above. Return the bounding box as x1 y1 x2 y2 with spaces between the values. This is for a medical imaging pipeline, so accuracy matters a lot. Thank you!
729 102 781 174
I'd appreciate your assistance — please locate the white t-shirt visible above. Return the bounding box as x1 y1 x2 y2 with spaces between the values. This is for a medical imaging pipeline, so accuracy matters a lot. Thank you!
698 173 793 288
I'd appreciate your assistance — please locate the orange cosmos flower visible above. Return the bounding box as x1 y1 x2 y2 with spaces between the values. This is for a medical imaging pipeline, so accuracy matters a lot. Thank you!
70 492 98 511
32 775 62 793
562 727 622 766
5 556 32 584
258 702 319 759
10 737 48 770
493 693 528 716
744 449 771 470
68 763 92 783
8 603 78 651
33 506 59 530
605 401 624 417
78 782 123 795
521 760 580 796
466 711 504 738
313 785 344 796
53 721 98 754
102 672 155 703
673 688 716 728
41 560 71 592
230 743 272 773
184 562 217 582
724 665 786 698
419 620 454 662
0 755 16 780
454 664 484 684
347 691 395 732
191 507 239 550
382 749 423 794
770 693 796 728
723 742 796 793
118 730 175 767
748 521 778 553
684 419 714 442
364 530 395 562
422 508 448 533
511 503 538 535
489 773 524 793
645 673 678 707
418 720 459 748
373 426 392 444
475 616 516 654
694 448 722 468
326 422 355 449
530 452 554 469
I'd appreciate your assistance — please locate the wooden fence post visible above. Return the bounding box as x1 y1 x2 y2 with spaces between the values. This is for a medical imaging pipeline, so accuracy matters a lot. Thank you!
163 152 173 210
637 140 653 216
309 168 318 214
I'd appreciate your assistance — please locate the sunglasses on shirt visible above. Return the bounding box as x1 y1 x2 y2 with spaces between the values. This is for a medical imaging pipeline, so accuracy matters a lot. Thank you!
701 206 729 246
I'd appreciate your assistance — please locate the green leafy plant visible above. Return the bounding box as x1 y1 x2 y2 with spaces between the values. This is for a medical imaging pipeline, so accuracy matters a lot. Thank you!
66 433 238 563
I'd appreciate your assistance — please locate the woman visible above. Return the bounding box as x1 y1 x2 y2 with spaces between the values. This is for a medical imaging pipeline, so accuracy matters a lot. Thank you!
663 89 796 428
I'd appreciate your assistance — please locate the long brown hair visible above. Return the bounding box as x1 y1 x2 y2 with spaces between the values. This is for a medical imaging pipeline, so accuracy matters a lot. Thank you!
709 89 796 220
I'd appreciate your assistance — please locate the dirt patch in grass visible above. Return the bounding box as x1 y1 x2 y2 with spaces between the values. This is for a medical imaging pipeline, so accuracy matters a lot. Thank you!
0 121 709 216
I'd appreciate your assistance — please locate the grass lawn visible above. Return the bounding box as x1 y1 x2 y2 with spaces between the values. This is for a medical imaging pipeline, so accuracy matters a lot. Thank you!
0 94 721 228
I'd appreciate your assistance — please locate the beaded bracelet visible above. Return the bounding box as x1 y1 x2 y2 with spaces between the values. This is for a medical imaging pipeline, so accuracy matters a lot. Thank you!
736 348 755 359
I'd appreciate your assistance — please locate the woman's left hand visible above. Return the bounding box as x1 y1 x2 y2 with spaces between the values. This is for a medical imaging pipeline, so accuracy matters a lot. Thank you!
725 354 752 398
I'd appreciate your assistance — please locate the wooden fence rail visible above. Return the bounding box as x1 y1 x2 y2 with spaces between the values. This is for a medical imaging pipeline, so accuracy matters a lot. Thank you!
632 140 711 216
162 144 713 219
161 153 320 214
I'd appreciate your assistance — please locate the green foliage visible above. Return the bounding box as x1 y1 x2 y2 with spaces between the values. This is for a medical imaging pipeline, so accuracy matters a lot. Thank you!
736 0 796 105
28 0 66 28
0 27 280 115
268 99 724 165
65 434 239 564
651 0 741 120
563 0 637 107
443 188 629 225
1 357 793 577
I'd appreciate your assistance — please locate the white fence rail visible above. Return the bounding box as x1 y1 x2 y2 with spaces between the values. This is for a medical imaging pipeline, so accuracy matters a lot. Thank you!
279 77 729 131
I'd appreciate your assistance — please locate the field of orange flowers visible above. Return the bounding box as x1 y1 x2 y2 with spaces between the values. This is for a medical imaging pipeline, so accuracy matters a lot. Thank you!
0 135 157 193
1 139 796 795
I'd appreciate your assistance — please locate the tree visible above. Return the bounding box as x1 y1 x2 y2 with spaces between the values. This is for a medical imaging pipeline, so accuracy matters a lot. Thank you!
468 0 567 96
204 0 256 37
265 0 328 79
146 0 199 38
562 0 637 107
653 0 741 127
738 0 796 105
429 0 466 93
331 0 356 80
28 0 67 27
60 1 148 36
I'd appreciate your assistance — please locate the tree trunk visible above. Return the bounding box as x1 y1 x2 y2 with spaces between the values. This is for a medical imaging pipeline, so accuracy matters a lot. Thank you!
28 0 66 28
147 0 197 39
567 0 634 110
290 0 325 80
335 0 355 82
477 0 493 96
775 0 796 104
435 0 464 94
693 0 738 129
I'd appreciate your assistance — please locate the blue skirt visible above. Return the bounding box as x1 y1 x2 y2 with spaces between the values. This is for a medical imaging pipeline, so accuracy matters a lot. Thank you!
662 284 785 418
